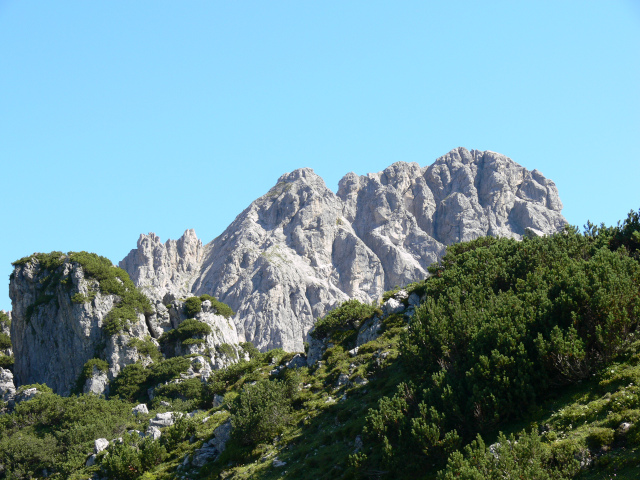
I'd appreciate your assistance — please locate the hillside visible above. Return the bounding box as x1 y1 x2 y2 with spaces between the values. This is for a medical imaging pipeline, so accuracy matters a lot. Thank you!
0 209 637 479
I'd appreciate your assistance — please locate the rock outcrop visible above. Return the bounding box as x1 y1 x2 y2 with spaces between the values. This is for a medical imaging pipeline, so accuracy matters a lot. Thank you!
119 229 204 305
121 148 567 352
9 253 154 396
160 298 243 369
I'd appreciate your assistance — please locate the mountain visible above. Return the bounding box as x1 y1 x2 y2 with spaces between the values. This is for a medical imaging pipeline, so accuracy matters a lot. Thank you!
120 147 567 351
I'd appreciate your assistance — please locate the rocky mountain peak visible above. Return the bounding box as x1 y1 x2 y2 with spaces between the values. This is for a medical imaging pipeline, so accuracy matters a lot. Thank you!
121 148 567 351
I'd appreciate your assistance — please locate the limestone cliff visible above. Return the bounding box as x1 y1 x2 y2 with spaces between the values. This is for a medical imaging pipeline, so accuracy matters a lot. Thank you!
121 148 567 351
9 253 155 396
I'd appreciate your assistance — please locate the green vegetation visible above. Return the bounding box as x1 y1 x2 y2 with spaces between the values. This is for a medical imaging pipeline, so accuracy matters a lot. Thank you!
184 296 203 317
183 295 235 319
0 355 14 368
66 252 154 335
128 336 163 363
159 318 212 346
311 298 379 342
111 357 191 403
75 358 110 392
0 332 11 350
0 392 132 478
0 311 10 329
231 379 293 445
3 208 640 479
199 294 235 319
11 251 152 334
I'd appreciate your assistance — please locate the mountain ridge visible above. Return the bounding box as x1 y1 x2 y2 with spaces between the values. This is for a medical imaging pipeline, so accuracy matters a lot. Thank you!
120 147 567 352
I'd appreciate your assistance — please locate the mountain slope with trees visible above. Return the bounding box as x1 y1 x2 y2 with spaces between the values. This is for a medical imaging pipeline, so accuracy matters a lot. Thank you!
0 209 638 479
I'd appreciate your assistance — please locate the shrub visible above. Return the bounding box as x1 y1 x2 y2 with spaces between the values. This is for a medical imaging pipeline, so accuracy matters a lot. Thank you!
200 294 236 318
0 355 14 368
159 318 212 344
160 415 198 451
128 336 162 362
311 299 377 340
231 379 293 446
216 343 238 360
100 432 168 480
0 311 10 329
184 296 203 317
586 427 615 449
439 430 578 479
0 332 11 350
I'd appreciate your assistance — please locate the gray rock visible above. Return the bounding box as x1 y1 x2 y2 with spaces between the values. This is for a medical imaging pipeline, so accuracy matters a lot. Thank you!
9 256 153 396
191 419 232 467
354 435 363 452
619 422 633 434
132 403 148 416
336 373 350 388
146 426 162 440
212 394 224 408
408 293 420 306
383 298 404 315
356 316 383 347
14 387 39 404
83 365 109 396
348 347 359 357
94 438 109 454
119 230 205 309
353 376 369 386
272 458 286 467
306 335 328 367
119 148 565 353
149 412 176 428
0 368 16 402
285 353 307 369
394 290 409 301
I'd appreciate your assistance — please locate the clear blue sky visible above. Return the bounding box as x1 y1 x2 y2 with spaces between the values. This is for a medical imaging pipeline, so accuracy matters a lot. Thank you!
1 1 639 311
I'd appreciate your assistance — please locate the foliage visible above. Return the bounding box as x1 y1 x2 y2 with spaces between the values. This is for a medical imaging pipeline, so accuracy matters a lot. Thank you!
0 310 10 329
160 414 198 451
159 318 212 345
75 358 109 392
231 379 293 446
11 251 65 269
311 299 377 340
0 392 132 478
184 296 203 317
0 355 14 368
153 378 207 410
110 357 190 402
0 332 11 350
71 290 97 303
128 336 162 362
101 432 167 480
200 294 236 318
438 429 578 479
362 222 640 475
216 342 238 360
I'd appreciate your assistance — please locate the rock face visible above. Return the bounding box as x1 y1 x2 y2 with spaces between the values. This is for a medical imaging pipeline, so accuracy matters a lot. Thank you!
119 229 204 305
121 148 566 352
9 255 153 396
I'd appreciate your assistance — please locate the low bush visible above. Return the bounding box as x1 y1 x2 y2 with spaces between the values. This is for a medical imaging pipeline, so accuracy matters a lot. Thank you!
231 379 293 446
311 299 377 340
184 296 203 317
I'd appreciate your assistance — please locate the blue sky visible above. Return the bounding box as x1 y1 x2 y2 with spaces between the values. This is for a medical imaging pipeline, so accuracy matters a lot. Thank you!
1 1 639 311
